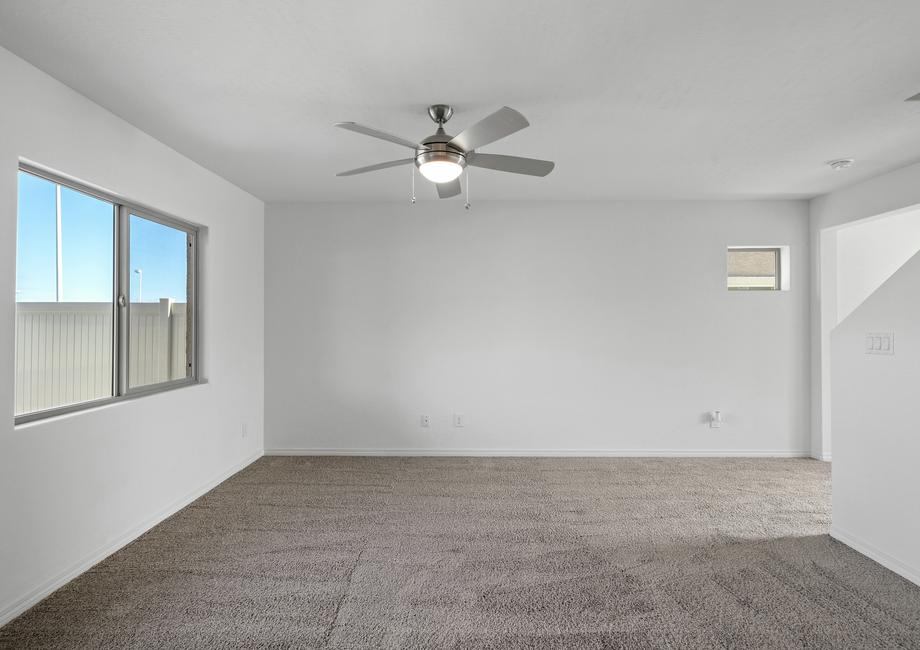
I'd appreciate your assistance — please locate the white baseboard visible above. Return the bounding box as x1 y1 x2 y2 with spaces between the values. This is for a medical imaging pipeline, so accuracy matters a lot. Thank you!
813 453 832 462
831 526 920 587
265 448 812 458
0 450 264 628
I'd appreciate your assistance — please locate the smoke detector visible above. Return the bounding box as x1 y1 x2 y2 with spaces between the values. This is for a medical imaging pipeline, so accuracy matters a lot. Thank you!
826 158 854 171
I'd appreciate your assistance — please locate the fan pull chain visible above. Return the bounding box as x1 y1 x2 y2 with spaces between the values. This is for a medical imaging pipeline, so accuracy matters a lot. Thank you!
465 167 471 210
410 165 416 204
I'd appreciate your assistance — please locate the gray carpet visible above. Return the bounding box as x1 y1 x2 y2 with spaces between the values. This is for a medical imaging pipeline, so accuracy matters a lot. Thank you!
2 456 920 649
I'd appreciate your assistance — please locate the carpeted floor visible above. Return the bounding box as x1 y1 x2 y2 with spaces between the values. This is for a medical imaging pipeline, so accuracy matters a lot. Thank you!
2 456 919 649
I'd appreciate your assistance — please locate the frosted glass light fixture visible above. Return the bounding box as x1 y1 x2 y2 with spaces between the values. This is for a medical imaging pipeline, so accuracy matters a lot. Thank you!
416 149 465 183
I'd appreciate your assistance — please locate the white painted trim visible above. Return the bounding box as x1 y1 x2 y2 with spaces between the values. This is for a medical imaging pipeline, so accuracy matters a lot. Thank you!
0 450 264 628
265 448 812 458
812 453 832 462
831 526 920 587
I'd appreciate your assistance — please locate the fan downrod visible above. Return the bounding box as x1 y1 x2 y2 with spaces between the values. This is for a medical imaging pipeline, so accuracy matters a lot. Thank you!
427 104 453 125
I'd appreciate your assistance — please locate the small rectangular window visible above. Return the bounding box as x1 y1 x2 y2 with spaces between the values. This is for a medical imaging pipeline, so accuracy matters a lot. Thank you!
727 247 781 291
15 165 198 423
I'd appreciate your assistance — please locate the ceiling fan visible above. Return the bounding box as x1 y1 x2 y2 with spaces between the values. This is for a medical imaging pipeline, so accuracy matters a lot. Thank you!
335 104 554 199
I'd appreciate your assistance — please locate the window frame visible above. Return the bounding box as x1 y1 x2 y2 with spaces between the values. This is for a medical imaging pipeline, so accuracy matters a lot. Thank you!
15 163 199 425
726 246 782 292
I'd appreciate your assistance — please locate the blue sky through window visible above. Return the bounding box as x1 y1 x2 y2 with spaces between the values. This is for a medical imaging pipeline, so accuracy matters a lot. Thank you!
129 214 187 303
16 172 58 301
16 171 188 303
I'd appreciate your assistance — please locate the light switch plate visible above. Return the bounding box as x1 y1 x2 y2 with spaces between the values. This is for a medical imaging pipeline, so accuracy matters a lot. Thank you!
865 332 894 355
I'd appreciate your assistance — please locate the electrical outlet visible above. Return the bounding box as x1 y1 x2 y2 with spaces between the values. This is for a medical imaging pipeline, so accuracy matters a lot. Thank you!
709 411 722 429
420 415 431 428
453 413 465 428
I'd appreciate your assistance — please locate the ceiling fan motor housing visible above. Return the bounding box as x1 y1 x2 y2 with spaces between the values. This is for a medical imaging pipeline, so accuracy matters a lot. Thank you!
415 130 467 171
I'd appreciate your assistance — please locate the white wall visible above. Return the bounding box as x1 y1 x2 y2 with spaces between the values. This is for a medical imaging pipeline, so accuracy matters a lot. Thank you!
836 209 920 324
266 200 809 455
0 47 265 623
830 250 920 586
809 162 920 458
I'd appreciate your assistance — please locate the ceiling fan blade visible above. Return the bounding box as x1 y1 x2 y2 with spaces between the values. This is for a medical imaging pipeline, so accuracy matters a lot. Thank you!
436 178 462 199
335 122 419 149
336 159 414 177
467 153 555 177
907 92 920 101
448 107 529 152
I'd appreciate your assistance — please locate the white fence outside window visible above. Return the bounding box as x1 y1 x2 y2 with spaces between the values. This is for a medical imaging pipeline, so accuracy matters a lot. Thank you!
15 299 187 415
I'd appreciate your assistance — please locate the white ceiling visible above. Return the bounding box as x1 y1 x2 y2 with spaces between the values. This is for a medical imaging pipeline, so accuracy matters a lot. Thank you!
2 0 920 203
